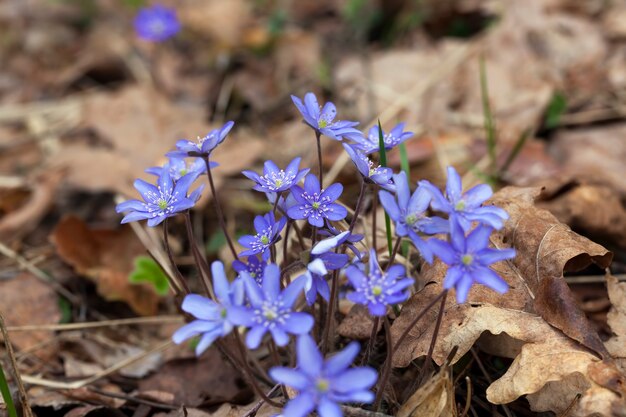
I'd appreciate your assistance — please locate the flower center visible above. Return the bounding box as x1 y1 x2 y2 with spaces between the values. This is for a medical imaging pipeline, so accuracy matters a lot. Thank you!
405 213 418 225
455 200 466 211
312 202 321 209
318 119 328 128
263 307 278 321
316 378 330 393
372 285 383 296
260 235 270 245
461 254 473 266
220 308 227 319
179 168 188 176
274 179 283 188
157 199 168 210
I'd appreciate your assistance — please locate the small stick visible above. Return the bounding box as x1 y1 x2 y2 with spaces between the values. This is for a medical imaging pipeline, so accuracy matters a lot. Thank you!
459 377 472 417
7 315 182 332
242 384 281 417
0 311 35 417
87 387 179 410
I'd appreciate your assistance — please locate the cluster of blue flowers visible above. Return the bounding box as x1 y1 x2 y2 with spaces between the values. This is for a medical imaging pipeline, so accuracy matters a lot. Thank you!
116 90 515 416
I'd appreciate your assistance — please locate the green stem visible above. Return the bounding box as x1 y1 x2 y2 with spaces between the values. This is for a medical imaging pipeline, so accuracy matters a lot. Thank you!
0 364 17 417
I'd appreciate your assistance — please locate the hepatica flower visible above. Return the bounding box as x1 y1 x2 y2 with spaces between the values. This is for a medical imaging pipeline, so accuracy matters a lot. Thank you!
243 157 309 194
352 123 413 154
116 170 201 226
343 144 394 191
172 262 243 355
288 175 347 227
345 250 413 316
291 92 361 141
419 166 509 232
238 212 287 261
134 5 181 42
270 334 378 417
229 264 313 349
429 220 516 303
146 156 212 181
168 121 235 158
232 256 266 286
378 172 448 263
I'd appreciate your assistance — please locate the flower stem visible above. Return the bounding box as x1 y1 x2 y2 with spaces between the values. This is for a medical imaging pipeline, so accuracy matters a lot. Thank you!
268 340 288 400
183 211 215 299
420 290 448 379
373 289 448 409
204 158 239 260
372 186 378 252
349 180 367 233
316 131 323 187
162 218 190 294
386 236 403 270
321 267 339 354
232 332 282 407
361 316 380 366
374 316 393 410
282 221 291 268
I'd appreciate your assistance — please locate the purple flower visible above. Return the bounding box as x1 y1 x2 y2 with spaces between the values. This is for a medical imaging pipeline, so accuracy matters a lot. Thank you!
419 166 509 232
270 334 378 417
242 157 309 194
172 262 244 355
300 232 350 305
345 250 413 316
343 144 394 191
287 175 348 227
115 171 201 226
134 5 181 42
233 256 267 286
146 156 213 182
238 212 287 261
168 121 235 158
291 92 361 141
351 123 413 154
229 264 313 349
378 172 448 263
429 220 516 303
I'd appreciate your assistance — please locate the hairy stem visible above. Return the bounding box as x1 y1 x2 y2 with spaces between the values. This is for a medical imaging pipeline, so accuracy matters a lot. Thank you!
204 158 239 260
183 211 215 299
162 218 190 294
349 180 367 233
316 131 323 187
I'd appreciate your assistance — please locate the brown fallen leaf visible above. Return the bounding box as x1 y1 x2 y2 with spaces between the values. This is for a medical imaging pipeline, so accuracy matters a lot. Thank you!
138 353 251 407
338 304 381 340
397 363 456 417
538 182 626 250
0 273 61 357
50 215 159 316
389 186 623 415
0 169 64 242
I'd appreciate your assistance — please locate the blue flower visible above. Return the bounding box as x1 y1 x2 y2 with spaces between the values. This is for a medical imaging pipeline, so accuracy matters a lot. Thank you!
238 212 287 261
300 232 350 305
378 172 448 263
291 92 361 141
270 334 378 417
429 220 516 303
242 157 309 194
345 250 413 316
343 144 394 191
172 262 244 355
168 121 235 157
115 170 201 226
146 156 213 181
134 5 181 42
229 264 314 349
419 166 509 232
351 123 413 154
287 175 348 227
233 256 267 286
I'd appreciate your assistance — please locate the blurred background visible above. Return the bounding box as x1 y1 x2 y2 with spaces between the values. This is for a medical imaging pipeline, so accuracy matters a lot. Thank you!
1 0 626 414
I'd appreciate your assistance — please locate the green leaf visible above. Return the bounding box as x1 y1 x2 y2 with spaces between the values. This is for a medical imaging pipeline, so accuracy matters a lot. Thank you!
544 92 567 129
398 143 411 259
206 230 227 255
0 364 17 417
378 120 393 257
129 256 170 296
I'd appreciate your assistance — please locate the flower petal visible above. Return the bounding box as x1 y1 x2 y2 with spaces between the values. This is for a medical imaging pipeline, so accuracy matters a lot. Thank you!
297 334 323 377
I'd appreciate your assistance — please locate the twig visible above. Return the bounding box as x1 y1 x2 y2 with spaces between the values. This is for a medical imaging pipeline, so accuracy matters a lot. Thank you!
86 387 180 410
6 315 182 332
0 311 34 417
21 340 173 389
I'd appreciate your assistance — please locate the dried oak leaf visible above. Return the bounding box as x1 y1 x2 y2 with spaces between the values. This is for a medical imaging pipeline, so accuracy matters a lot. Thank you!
397 363 456 417
390 186 624 415
50 215 159 316
0 273 61 357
